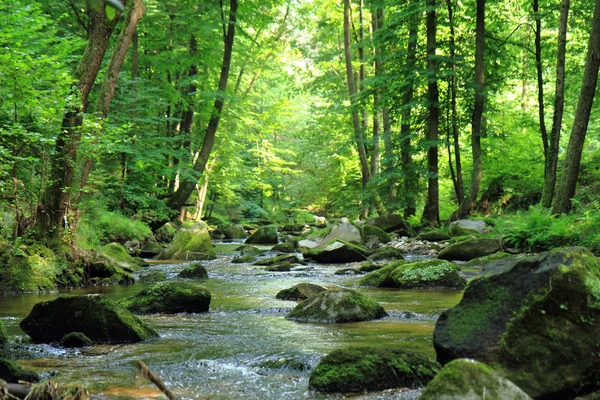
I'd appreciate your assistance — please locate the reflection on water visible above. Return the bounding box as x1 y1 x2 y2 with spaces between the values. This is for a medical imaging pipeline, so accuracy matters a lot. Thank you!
0 245 462 399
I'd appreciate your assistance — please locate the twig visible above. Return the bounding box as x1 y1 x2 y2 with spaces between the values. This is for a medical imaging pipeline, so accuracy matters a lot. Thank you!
136 360 177 400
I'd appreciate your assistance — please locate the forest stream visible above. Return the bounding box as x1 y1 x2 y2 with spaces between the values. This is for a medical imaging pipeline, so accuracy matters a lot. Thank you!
0 243 463 400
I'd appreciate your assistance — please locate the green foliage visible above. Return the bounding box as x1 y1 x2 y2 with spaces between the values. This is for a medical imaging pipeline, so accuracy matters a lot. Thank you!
75 207 152 249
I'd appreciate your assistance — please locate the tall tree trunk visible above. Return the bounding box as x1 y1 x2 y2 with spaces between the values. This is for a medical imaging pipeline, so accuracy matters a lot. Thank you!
380 6 394 199
456 0 485 218
371 8 382 180
552 0 600 214
541 0 570 207
37 3 120 236
534 0 549 157
165 0 238 212
423 0 440 226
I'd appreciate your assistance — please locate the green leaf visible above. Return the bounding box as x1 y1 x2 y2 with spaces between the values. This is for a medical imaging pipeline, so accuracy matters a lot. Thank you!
105 5 117 21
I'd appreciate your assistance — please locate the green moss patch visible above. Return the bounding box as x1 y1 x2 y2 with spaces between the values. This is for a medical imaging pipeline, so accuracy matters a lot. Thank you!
276 283 326 300
303 240 369 263
119 281 211 314
390 259 466 289
178 262 208 279
158 226 216 260
359 261 406 287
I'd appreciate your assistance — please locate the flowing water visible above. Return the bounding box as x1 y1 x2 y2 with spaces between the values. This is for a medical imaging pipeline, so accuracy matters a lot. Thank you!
0 243 463 399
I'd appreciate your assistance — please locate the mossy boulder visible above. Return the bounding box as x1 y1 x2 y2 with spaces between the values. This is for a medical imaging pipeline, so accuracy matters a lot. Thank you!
276 283 326 300
222 223 247 239
155 222 179 242
390 259 466 289
359 262 405 287
158 223 216 260
368 246 405 261
138 271 167 283
265 262 292 272
235 245 263 255
59 332 93 348
99 242 141 270
358 261 381 273
245 224 279 245
119 281 211 314
309 346 439 393
366 213 416 236
303 240 369 263
361 224 391 249
271 241 297 253
0 358 39 383
0 245 60 293
420 359 531 400
321 217 362 244
433 247 600 398
464 251 512 267
417 230 451 242
449 219 489 236
285 288 387 323
20 294 157 343
177 262 208 279
139 241 162 258
231 254 257 264
437 238 502 261
254 254 304 266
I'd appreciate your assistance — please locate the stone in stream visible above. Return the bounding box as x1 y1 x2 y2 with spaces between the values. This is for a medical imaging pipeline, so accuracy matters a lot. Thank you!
221 223 247 239
437 238 502 261
264 262 292 272
420 359 531 400
20 294 158 344
119 281 211 314
158 222 216 261
231 254 257 263
59 332 93 348
276 283 326 301
360 224 392 250
368 246 405 261
235 245 263 255
285 288 387 323
360 259 465 289
253 254 304 266
416 230 451 242
245 224 279 245
309 346 439 393
449 219 490 236
302 240 369 263
0 358 39 383
177 262 208 279
320 217 362 245
366 213 416 236
433 247 600 399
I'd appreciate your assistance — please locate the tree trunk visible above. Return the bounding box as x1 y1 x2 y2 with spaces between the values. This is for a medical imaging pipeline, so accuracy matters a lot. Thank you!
456 0 485 219
552 0 600 214
541 0 570 207
534 0 549 157
37 3 120 236
423 0 440 226
165 0 238 212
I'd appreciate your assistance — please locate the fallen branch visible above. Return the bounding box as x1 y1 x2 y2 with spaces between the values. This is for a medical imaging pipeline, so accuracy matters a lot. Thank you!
136 360 177 400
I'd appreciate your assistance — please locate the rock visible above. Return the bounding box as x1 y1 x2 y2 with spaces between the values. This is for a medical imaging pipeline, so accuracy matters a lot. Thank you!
309 346 439 393
358 261 381 272
123 240 140 255
420 359 531 400
155 222 179 243
178 262 208 279
139 241 162 258
449 219 489 236
235 245 263 255
0 358 39 383
138 271 167 283
366 213 415 236
313 215 327 227
417 230 451 241
359 262 404 287
119 281 211 314
297 239 319 249
361 224 391 249
20 294 157 344
245 224 279 245
265 262 292 272
334 268 359 275
209 228 225 240
84 259 134 286
158 222 216 260
276 283 326 300
271 237 298 253
59 332 93 348
437 238 502 261
303 240 369 263
285 288 387 323
222 223 247 239
0 321 6 348
321 217 362 244
253 355 309 371
464 251 513 267
231 255 256 264
281 224 305 234
433 247 600 398
368 246 404 261
390 259 466 289
254 254 304 266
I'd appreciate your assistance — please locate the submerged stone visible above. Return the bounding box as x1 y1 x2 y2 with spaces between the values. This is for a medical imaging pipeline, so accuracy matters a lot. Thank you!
265 262 292 272
285 288 387 323
178 262 208 279
309 346 439 393
158 222 216 260
303 240 369 263
245 224 279 245
437 238 502 261
276 283 326 301
420 359 531 400
119 281 211 314
20 294 157 344
59 332 93 348
433 247 600 398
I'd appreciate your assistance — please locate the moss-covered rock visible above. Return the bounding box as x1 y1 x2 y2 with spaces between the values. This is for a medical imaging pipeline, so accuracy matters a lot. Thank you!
59 332 93 348
321 217 362 244
464 251 512 267
235 245 263 255
390 259 466 289
20 294 157 343
276 283 326 300
303 240 369 263
245 224 279 245
420 359 531 400
0 245 62 293
358 261 381 272
449 219 489 236
417 230 451 242
222 223 247 239
158 223 216 260
433 247 600 398
98 242 141 270
254 254 304 266
271 241 296 253
119 281 211 314
138 271 167 283
139 241 162 258
309 346 439 393
0 358 39 383
265 262 292 272
285 288 387 323
437 238 502 261
359 262 405 287
231 254 257 264
366 213 416 236
177 262 208 279
361 224 391 249
368 246 405 261
155 222 179 242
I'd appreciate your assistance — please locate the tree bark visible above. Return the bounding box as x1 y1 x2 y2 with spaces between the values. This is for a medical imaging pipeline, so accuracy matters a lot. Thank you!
165 0 238 212
541 0 570 207
456 0 485 219
534 0 549 157
423 0 440 226
552 0 600 214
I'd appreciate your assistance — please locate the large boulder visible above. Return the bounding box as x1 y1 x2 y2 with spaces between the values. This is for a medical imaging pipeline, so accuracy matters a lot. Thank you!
390 259 466 289
309 346 440 393
285 288 387 323
20 294 158 344
420 359 531 400
449 219 489 236
222 223 247 239
361 224 391 249
366 213 415 236
303 240 368 263
360 261 406 287
437 238 502 261
245 224 279 245
254 254 304 266
321 217 362 244
433 247 600 398
276 283 326 301
0 358 39 383
155 222 178 243
120 281 211 314
158 222 216 260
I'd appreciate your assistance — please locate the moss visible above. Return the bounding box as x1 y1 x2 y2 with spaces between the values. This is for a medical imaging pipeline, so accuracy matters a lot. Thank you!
390 259 465 289
245 224 279 245
359 261 406 287
276 283 326 300
368 247 405 261
309 346 439 393
0 320 7 348
98 243 140 270
0 358 39 383
254 254 303 266
438 238 502 261
119 281 211 314
0 244 61 293
231 254 257 263
178 262 208 279
358 261 381 272
361 224 391 248
138 271 167 283
158 227 216 260
464 251 512 267
303 240 369 263
265 262 292 271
